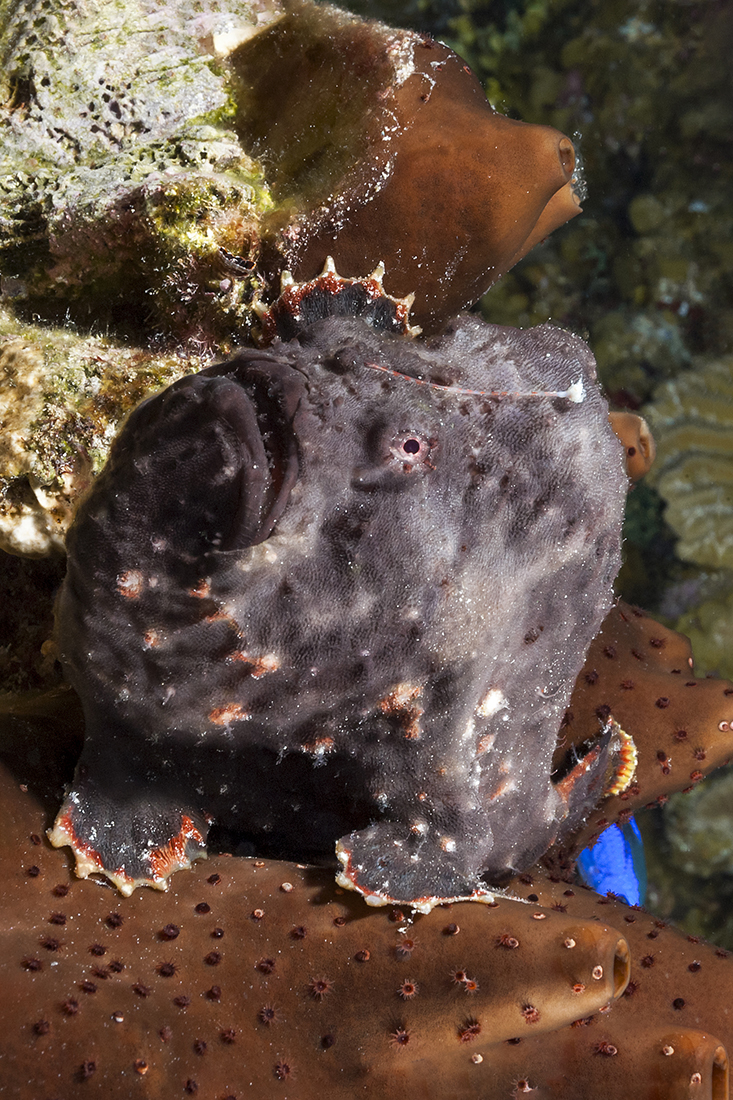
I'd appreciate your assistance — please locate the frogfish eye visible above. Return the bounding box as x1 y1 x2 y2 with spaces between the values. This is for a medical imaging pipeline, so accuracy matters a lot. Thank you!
389 432 434 470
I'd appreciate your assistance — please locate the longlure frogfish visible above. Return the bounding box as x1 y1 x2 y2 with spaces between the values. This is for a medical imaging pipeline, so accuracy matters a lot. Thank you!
51 275 627 907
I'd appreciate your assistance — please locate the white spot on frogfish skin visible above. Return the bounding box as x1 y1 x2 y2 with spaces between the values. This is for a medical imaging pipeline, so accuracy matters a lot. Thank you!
476 688 507 718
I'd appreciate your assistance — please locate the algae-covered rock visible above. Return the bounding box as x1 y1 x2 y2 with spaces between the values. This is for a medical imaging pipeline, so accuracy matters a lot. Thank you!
0 306 197 555
1 0 587 557
1 0 427 554
0 0 285 340
2 0 583 341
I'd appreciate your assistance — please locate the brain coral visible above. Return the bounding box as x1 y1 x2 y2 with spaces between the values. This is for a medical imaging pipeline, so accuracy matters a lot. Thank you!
644 356 733 572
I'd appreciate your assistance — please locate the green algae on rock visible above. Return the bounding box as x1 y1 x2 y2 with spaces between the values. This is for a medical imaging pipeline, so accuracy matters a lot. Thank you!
0 307 197 556
0 0 282 338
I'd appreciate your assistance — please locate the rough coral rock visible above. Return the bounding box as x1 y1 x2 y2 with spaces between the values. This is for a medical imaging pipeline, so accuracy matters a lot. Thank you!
0 306 197 556
51 313 626 902
0 0 281 335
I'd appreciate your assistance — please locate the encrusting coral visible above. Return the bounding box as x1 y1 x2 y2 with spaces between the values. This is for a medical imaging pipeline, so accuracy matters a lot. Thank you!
1 708 731 1099
0 0 281 336
0 306 199 557
665 767 733 880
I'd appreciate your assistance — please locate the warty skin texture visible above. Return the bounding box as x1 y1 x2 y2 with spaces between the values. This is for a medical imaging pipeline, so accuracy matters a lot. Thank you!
51 313 626 904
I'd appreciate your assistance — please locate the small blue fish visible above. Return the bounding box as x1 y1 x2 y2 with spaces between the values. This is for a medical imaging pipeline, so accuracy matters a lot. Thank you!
577 817 647 906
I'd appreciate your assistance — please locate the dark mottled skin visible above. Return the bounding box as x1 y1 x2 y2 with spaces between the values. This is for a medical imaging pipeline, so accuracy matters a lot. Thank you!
53 315 627 902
